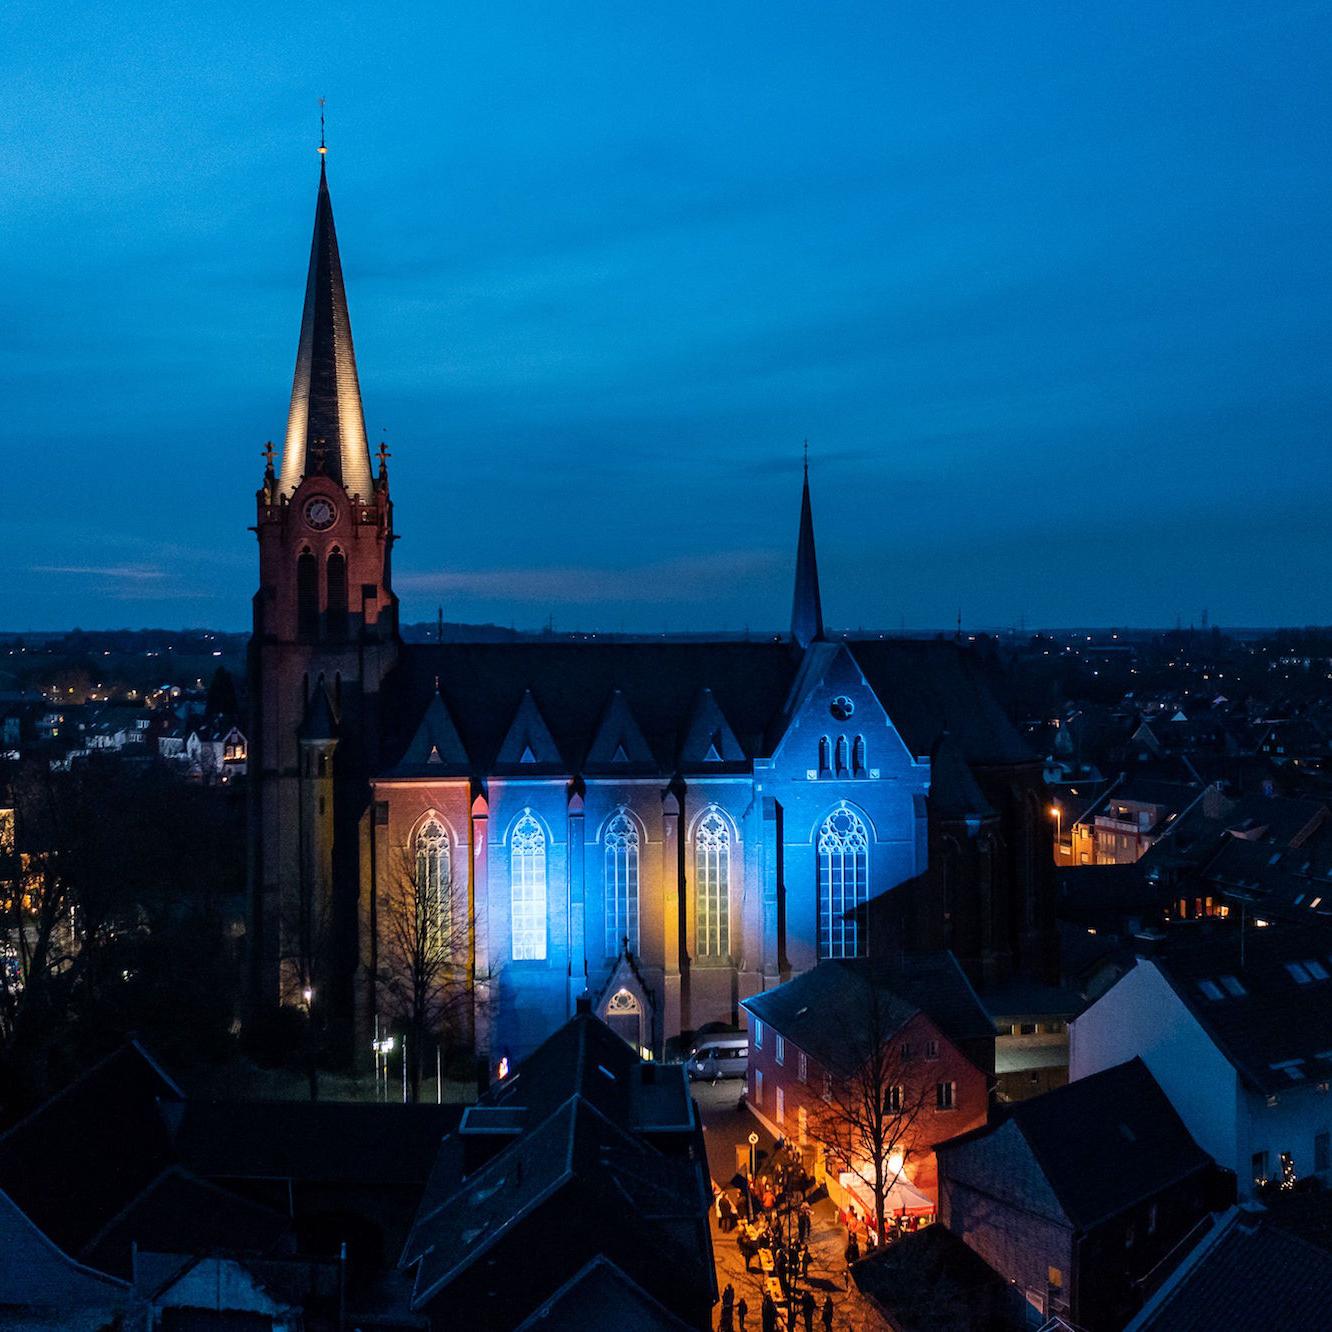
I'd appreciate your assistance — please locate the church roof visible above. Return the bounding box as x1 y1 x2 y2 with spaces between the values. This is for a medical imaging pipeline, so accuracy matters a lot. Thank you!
384 687 467 776
277 160 374 500
376 639 1031 778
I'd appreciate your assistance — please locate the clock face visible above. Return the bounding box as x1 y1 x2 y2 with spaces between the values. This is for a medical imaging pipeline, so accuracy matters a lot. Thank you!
830 695 855 721
303 496 337 531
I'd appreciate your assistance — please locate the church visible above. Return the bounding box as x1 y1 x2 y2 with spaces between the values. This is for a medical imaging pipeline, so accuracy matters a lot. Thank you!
246 158 1057 1071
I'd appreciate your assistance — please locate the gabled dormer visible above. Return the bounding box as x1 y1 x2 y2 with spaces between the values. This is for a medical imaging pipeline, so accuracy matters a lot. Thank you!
680 688 746 769
385 687 469 777
494 689 563 773
584 691 655 773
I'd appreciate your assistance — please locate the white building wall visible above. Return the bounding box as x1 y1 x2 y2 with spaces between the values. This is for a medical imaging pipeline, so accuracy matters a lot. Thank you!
1070 961 1244 1190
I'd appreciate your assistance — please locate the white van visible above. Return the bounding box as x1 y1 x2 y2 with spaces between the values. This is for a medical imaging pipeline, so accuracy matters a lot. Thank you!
687 1035 749 1082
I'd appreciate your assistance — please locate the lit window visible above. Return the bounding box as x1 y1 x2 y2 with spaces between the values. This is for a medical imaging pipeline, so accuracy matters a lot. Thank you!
1307 960 1330 981
604 810 640 956
775 1035 785 1066
1220 975 1246 997
818 804 870 959
797 1051 808 1083
1287 962 1314 984
755 1069 763 1107
776 1085 785 1125
936 1081 956 1110
415 818 450 929
1197 979 1224 1001
887 1084 903 1113
695 808 731 957
753 1019 763 1049
510 812 547 960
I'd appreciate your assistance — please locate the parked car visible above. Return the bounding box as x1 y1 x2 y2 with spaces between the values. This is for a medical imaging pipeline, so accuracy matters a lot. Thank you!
687 1035 749 1082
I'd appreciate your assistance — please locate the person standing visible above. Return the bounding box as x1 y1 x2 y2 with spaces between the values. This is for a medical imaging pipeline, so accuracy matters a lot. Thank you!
737 1296 748 1332
801 1289 816 1332
821 1294 834 1331
761 1292 778 1332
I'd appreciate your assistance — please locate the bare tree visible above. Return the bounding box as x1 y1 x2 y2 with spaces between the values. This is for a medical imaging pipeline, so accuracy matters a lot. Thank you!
807 973 934 1241
376 838 490 1102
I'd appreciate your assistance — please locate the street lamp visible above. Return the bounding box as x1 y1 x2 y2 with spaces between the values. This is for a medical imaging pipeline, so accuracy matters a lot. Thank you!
1048 804 1061 861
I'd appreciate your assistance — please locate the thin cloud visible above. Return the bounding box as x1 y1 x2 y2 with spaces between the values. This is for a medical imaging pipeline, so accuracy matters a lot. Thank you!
31 564 166 581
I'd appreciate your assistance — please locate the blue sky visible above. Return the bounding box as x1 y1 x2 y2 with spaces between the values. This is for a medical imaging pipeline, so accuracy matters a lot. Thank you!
2 2 1330 631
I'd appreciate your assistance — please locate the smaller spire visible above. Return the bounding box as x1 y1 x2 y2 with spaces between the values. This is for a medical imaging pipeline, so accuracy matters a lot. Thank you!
318 96 328 157
791 445 824 649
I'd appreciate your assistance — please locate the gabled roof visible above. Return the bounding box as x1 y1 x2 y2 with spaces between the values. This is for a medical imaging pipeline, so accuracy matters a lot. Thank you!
1145 927 1332 1095
514 1255 692 1330
679 688 746 768
382 687 467 776
741 953 994 1074
585 691 655 771
1128 1209 1332 1331
938 1057 1213 1231
377 638 1030 777
928 731 995 820
494 689 563 772
0 1042 183 1256
277 160 373 500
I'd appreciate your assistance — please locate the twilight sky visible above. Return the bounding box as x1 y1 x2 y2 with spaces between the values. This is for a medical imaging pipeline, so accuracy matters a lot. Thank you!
3 2 1331 632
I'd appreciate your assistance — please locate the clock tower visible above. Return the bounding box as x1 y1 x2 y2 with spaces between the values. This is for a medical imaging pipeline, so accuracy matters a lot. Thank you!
247 154 398 1038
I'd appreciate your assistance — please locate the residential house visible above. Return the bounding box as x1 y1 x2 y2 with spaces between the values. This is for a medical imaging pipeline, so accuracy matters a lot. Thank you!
399 1003 715 1328
1070 928 1332 1200
937 1058 1228 1331
740 953 993 1217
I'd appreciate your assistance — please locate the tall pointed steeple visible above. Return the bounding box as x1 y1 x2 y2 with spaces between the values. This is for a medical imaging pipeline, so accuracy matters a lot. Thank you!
278 157 374 500
790 452 824 648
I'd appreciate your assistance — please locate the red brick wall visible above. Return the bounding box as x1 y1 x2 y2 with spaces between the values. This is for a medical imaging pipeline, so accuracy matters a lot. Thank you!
746 1008 988 1201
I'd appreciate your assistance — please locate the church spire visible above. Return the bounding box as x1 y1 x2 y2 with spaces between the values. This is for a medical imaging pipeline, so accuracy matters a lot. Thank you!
790 449 824 649
277 153 374 500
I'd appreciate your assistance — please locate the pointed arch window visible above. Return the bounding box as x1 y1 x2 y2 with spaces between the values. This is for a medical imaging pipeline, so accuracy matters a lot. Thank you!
695 809 731 958
326 549 348 639
852 735 866 775
818 737 832 775
296 550 318 642
414 818 450 928
818 804 869 959
604 810 640 957
835 735 849 774
511 812 547 960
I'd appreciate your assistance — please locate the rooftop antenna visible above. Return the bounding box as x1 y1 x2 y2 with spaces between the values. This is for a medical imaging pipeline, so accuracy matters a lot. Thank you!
318 97 328 156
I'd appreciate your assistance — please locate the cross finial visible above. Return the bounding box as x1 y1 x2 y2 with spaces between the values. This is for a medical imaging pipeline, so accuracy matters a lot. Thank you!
318 97 327 156
803 437 809 474
377 440 391 470
261 440 276 474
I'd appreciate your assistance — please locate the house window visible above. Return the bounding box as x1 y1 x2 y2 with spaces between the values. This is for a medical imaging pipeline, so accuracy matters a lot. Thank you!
775 1035 785 1066
326 549 348 638
887 1084 903 1113
604 810 640 956
510 812 548 960
776 1086 785 1126
755 1069 763 1107
797 1051 808 1083
695 808 731 957
414 818 450 927
822 1071 832 1103
296 550 318 641
900 1041 912 1059
1019 1022 1038 1036
936 1080 956 1110
1316 1131 1330 1174
753 1019 763 1049
818 804 869 959
925 1039 939 1060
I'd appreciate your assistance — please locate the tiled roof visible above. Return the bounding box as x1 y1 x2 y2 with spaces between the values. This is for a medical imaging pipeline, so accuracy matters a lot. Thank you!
940 1058 1214 1230
377 639 1032 777
1149 926 1332 1094
742 952 994 1073
514 1255 692 1330
1130 1210 1332 1331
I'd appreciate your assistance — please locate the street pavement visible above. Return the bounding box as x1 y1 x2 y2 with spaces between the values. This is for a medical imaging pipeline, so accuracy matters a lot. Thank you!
693 1078 889 1331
